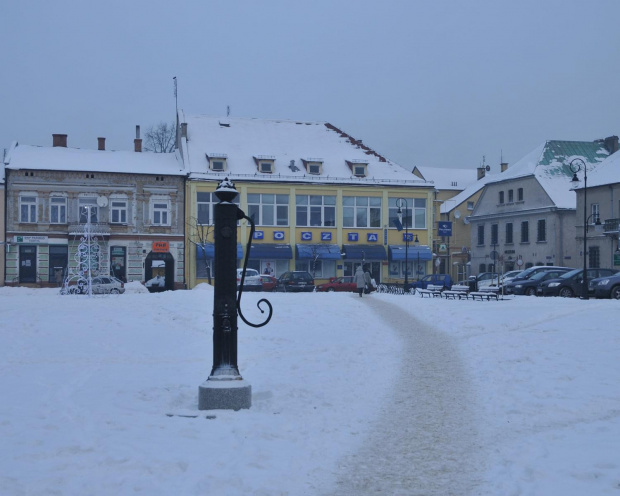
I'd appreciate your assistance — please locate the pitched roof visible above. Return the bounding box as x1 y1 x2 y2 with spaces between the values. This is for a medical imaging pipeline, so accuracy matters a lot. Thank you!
485 140 610 209
581 146 620 188
439 172 497 214
179 113 429 187
415 166 478 191
3 142 184 175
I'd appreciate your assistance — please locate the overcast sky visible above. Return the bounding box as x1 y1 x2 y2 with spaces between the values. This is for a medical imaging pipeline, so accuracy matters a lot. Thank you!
3 0 619 171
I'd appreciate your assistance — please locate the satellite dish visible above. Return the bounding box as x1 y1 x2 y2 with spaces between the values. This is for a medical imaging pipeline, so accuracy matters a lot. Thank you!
463 217 470 225
485 165 490 171
454 210 461 219
97 196 108 207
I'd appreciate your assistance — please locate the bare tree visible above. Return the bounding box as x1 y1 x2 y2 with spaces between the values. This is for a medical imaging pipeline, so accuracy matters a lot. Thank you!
187 216 214 285
144 122 176 153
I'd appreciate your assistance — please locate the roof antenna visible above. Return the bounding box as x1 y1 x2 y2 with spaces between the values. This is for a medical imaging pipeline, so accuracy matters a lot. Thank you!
227 105 231 117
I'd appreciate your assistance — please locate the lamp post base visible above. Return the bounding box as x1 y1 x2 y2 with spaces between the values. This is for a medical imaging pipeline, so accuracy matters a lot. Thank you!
198 378 252 411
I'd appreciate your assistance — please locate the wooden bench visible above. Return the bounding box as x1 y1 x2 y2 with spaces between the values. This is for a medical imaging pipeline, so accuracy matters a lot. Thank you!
417 288 442 298
469 291 499 301
442 290 469 300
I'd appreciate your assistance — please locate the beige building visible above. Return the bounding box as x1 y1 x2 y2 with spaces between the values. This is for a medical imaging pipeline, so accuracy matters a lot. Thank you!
3 133 186 288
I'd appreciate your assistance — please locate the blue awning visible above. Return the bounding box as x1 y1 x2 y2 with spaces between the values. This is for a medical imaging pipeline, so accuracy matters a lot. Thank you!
295 244 342 260
388 245 432 261
249 243 292 259
196 243 243 259
342 244 387 260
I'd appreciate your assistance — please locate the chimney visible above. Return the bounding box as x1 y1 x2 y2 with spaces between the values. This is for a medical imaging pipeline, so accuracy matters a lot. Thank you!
134 125 142 152
52 134 67 147
98 137 106 151
604 135 619 154
501 162 509 172
181 122 188 138
477 165 486 180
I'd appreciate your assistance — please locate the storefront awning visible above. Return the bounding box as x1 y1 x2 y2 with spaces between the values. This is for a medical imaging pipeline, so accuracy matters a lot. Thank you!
295 244 342 260
249 243 292 259
196 243 243 259
342 244 387 260
388 245 432 261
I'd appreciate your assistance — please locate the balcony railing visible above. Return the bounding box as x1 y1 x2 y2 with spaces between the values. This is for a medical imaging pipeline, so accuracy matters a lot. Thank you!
68 222 111 236
603 218 620 235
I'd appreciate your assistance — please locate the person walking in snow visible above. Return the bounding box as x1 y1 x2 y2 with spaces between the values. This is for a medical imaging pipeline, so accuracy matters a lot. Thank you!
355 266 366 297
363 267 373 294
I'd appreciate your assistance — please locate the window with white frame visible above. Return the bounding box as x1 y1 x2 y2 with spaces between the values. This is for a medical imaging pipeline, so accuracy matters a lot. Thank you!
50 195 67 224
110 198 128 224
206 154 228 172
19 194 38 223
296 195 336 227
247 193 288 226
195 191 239 226
537 219 546 242
388 198 426 229
78 197 98 223
467 201 475 210
344 196 381 228
591 203 600 222
150 197 170 226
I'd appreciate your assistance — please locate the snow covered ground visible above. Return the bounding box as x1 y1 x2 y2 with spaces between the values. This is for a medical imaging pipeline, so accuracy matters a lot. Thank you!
1 283 619 495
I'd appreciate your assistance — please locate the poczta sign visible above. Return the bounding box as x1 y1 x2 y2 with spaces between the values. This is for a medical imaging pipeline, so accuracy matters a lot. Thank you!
152 241 169 253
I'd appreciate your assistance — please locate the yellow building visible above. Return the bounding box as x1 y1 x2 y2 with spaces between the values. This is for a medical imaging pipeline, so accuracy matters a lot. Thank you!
178 115 435 288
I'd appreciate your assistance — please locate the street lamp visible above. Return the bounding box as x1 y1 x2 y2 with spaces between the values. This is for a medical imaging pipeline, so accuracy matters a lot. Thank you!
396 198 409 291
414 234 420 278
569 158 601 300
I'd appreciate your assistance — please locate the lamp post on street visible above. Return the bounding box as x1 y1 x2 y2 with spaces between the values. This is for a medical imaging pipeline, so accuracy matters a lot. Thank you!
396 198 409 291
414 234 420 278
569 158 601 300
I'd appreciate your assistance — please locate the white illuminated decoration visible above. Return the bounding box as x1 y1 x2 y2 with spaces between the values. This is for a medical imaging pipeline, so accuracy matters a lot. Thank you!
60 205 110 296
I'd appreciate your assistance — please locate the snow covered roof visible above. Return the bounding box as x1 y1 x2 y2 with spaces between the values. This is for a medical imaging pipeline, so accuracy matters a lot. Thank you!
3 142 185 175
179 113 430 187
415 166 478 191
581 147 620 188
483 140 610 209
439 172 497 214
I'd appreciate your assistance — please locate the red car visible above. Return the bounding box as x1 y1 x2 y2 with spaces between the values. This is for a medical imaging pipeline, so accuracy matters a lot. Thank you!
316 276 373 293
259 275 277 292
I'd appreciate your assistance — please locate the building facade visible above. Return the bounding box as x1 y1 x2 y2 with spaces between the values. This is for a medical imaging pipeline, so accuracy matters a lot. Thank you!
3 135 186 288
178 115 435 288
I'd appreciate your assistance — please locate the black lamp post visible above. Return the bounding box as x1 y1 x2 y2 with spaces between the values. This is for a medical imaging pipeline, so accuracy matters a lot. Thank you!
569 158 601 300
414 235 420 278
396 198 409 291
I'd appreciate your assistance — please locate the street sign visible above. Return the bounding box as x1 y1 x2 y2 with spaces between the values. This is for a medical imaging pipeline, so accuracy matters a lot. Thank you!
438 222 452 236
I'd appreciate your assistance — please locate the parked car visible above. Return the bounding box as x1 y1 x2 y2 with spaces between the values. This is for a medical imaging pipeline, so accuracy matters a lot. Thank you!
316 276 377 293
259 275 278 292
500 270 524 285
410 274 453 290
537 268 618 297
502 265 574 294
236 268 263 291
275 271 315 292
589 272 620 299
69 276 125 294
468 272 500 291
507 268 572 296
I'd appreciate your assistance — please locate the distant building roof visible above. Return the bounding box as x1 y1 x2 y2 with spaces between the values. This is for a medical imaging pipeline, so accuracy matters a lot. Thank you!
178 113 430 187
3 142 184 175
415 166 478 191
439 172 497 214
484 139 611 209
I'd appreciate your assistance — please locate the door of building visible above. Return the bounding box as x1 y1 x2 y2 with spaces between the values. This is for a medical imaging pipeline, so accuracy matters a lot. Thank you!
49 245 68 286
110 246 127 282
19 245 37 283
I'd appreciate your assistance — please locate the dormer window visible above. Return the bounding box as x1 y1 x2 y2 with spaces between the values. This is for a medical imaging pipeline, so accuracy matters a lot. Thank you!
254 155 275 174
346 160 368 177
206 153 228 172
302 158 323 175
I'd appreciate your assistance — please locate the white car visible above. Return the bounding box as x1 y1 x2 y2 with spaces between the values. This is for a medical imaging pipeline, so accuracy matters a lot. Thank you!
236 268 262 291
68 276 125 294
